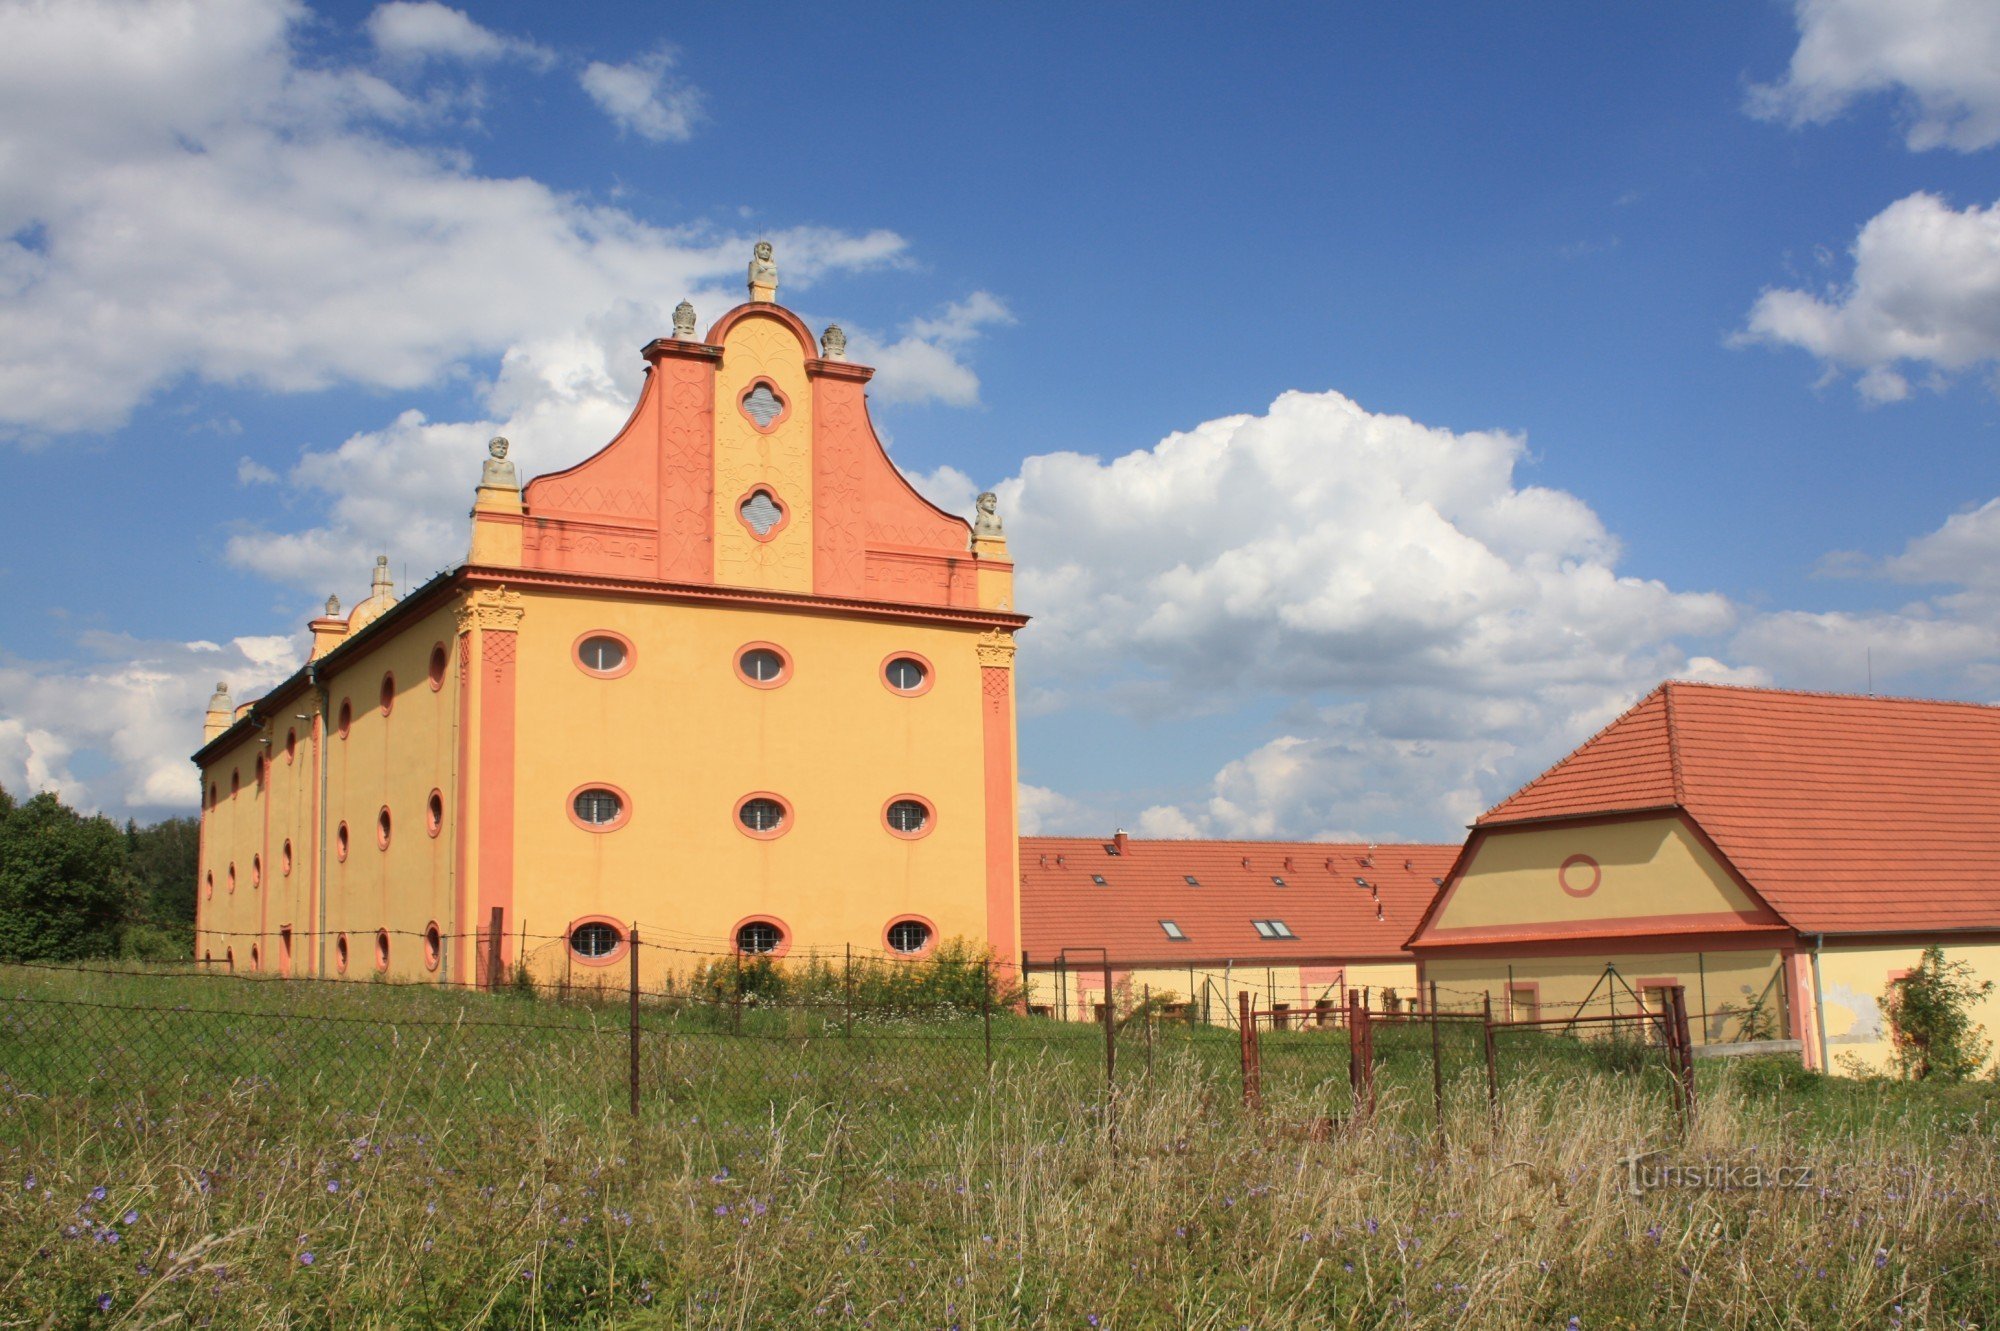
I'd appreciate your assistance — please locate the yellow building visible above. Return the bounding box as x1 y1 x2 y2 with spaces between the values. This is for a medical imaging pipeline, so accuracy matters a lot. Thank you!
194 254 1028 987
1407 681 2000 1074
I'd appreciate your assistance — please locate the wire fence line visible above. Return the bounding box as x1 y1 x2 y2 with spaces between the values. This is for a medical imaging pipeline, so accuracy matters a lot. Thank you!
2 953 1728 1158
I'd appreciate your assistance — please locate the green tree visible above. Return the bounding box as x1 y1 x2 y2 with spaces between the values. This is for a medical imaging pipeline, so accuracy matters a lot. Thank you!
125 815 199 927
0 791 136 961
1883 945 1995 1083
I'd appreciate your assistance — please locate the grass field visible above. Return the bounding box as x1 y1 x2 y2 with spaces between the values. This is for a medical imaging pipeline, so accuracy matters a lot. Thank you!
2 963 1997 1328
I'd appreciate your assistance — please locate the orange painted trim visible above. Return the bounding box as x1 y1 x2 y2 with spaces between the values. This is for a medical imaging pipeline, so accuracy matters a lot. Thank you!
1420 910 1783 943
734 791 793 841
1558 854 1601 897
565 914 631 968
451 630 472 984
567 781 633 833
735 375 794 436
733 640 792 690
1784 949 1820 1070
427 641 448 692
1410 928 1794 961
462 565 1028 633
423 921 442 972
379 671 396 716
733 483 793 544
880 650 935 697
426 788 444 838
731 914 793 959
980 665 1019 975
884 914 941 959
881 793 937 841
572 629 636 679
477 627 518 973
703 302 820 360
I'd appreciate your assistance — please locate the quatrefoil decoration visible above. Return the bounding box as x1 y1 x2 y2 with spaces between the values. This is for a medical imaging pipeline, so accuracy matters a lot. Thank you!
739 489 785 537
741 383 785 429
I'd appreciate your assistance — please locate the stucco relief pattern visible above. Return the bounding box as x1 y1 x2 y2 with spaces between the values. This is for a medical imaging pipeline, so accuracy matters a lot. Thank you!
658 359 715 582
812 379 868 598
521 525 658 570
713 317 812 592
457 587 525 635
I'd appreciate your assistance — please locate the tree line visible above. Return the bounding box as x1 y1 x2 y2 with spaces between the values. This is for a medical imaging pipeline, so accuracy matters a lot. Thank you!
0 784 197 962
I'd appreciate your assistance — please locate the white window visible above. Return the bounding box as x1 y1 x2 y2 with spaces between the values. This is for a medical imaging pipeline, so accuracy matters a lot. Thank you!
1252 919 1297 940
1160 920 1187 941
570 922 622 959
887 920 931 954
573 788 623 826
885 657 927 692
579 636 627 672
739 647 786 683
737 921 782 955
739 798 785 833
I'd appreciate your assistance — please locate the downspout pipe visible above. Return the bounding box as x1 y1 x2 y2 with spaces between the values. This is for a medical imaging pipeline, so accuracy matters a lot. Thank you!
1809 933 1829 1073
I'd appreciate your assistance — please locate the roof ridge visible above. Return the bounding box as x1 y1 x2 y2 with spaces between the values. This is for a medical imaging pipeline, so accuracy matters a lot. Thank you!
1659 678 2000 713
1664 681 1687 805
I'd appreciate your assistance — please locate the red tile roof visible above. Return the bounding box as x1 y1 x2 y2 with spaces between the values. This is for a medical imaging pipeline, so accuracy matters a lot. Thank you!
1020 835 1459 964
1478 681 2000 934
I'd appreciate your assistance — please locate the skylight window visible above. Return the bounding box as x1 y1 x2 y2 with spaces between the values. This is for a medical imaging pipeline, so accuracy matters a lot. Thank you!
1252 919 1297 940
1160 921 1187 941
1271 875 1286 886
1103 843 1121 856
1091 874 1107 886
1184 874 1200 886
1354 877 1370 888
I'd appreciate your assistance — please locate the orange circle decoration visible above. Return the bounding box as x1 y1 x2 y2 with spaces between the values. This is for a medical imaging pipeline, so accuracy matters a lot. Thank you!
733 485 791 544
426 789 444 837
880 652 935 697
565 915 630 968
1558 854 1602 898
883 914 939 959
567 783 632 834
734 791 792 841
731 915 792 959
423 922 442 972
882 794 937 841
428 642 448 691
734 642 791 690
573 630 636 679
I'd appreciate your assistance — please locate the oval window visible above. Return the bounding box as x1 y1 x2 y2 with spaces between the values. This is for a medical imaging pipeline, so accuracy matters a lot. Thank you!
573 788 624 826
885 657 927 693
379 672 395 716
282 839 293 875
377 807 392 849
335 934 350 973
887 920 932 955
736 921 783 955
337 699 352 738
737 646 787 686
578 635 628 675
374 930 390 972
250 854 262 889
886 798 931 836
427 790 444 837
570 921 622 959
738 797 786 834
285 728 297 763
424 923 442 971
428 643 448 691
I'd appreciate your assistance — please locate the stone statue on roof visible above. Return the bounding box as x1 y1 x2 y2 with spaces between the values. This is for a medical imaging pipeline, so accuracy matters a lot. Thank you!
481 436 519 490
820 324 847 360
747 241 778 302
974 491 1005 538
672 300 697 339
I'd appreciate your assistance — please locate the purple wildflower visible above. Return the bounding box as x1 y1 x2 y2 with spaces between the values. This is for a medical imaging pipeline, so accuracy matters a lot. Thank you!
300 1252 315 1266
97 1294 113 1312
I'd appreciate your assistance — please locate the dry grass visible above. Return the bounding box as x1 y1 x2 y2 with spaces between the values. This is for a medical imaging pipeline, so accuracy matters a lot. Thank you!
2 1038 1997 1330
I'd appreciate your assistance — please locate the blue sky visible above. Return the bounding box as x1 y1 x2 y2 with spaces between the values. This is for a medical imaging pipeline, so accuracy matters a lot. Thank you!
4 0 1999 838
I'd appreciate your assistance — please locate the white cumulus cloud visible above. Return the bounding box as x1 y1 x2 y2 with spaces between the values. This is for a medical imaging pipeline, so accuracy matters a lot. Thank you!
1736 192 2000 402
365 2 551 67
1749 0 2000 151
579 46 702 143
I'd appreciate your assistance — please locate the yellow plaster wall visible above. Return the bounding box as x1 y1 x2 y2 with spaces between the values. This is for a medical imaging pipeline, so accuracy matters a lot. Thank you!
195 743 261 970
317 604 463 982
712 314 813 594
1024 961 1418 1025
506 589 995 986
1435 816 1762 931
1420 949 1787 1044
1816 941 2000 1076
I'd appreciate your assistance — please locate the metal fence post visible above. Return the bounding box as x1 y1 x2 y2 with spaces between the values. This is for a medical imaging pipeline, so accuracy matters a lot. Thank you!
844 943 853 1040
1101 957 1116 1089
1238 990 1260 1111
1670 984 1697 1130
1482 990 1499 1117
732 957 743 1035
628 924 640 1117
982 958 993 1075
486 906 503 993
1429 979 1444 1137
1142 983 1153 1078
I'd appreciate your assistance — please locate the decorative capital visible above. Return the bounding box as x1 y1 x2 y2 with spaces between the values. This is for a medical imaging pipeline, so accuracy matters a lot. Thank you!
975 629 1016 669
457 585 525 634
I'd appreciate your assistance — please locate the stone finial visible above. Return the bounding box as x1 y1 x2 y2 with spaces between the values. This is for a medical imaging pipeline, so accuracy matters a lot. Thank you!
203 680 233 740
480 436 519 490
324 593 340 616
747 240 778 302
820 324 847 360
207 681 231 708
371 555 393 596
672 299 698 339
973 491 1005 538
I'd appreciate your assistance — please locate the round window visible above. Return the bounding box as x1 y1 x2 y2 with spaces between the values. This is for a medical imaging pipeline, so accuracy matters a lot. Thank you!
578 636 628 674
573 788 624 826
885 657 927 693
738 797 786 834
738 647 786 685
887 920 932 955
886 799 930 835
428 643 448 691
737 921 783 955
570 921 622 959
